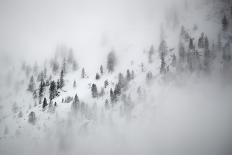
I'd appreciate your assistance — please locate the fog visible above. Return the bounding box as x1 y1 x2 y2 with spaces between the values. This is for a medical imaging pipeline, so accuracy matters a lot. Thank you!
1 0 232 155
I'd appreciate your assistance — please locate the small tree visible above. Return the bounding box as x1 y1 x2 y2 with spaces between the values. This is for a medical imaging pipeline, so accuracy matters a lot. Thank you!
27 76 35 92
148 45 154 63
160 52 166 74
28 111 36 125
49 81 57 102
91 84 98 98
126 69 131 81
72 94 79 112
73 80 77 88
104 80 109 88
95 73 100 80
39 79 45 104
42 98 48 109
81 68 85 78
222 15 229 31
60 70 64 88
107 51 116 72
100 65 104 75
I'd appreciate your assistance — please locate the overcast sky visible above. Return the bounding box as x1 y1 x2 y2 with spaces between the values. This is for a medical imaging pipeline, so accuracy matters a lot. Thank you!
0 0 187 64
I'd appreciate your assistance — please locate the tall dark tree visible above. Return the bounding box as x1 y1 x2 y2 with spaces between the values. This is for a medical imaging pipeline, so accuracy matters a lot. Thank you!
100 65 104 75
73 80 77 88
42 98 48 110
38 79 45 104
198 33 205 49
72 94 79 111
60 70 64 89
189 38 194 50
222 15 229 31
49 81 57 102
159 40 168 57
110 88 115 103
107 51 116 72
160 52 166 74
95 73 100 80
81 68 85 78
91 84 98 98
27 76 35 92
126 69 131 81
104 80 109 88
148 45 154 63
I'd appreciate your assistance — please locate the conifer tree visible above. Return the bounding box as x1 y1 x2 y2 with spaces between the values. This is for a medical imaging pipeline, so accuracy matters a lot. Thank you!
100 65 104 75
81 68 85 78
60 70 64 88
72 94 79 111
95 73 100 80
104 80 109 88
39 79 45 104
126 69 131 81
222 15 229 31
73 80 77 88
27 76 35 92
49 81 57 101
160 52 166 74
42 98 48 109
107 50 116 72
148 45 154 63
91 84 98 98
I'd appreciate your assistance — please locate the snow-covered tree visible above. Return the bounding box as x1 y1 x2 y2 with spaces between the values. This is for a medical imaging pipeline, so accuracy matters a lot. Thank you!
27 76 35 92
81 68 85 78
100 65 104 75
72 94 79 112
222 15 229 31
148 45 154 63
28 111 36 125
95 73 100 80
42 98 48 110
91 84 98 98
49 81 57 101
107 50 116 72
59 70 64 88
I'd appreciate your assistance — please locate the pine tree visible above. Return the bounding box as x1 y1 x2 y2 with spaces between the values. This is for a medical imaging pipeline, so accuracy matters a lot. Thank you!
114 83 121 97
38 79 45 104
100 65 104 75
160 52 166 74
107 50 116 72
42 98 48 109
148 45 154 63
222 15 229 31
189 38 194 50
28 111 36 125
204 36 209 50
104 80 109 88
198 33 205 49
95 73 100 80
60 70 64 88
62 58 67 74
110 88 115 103
81 68 85 78
49 81 57 102
72 60 78 71
126 69 131 81
91 84 98 98
159 40 168 57
72 94 79 111
27 76 35 92
146 71 153 83
73 80 77 88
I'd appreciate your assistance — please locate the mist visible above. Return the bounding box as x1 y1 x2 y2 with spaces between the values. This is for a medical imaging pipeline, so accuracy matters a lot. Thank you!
1 0 232 155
